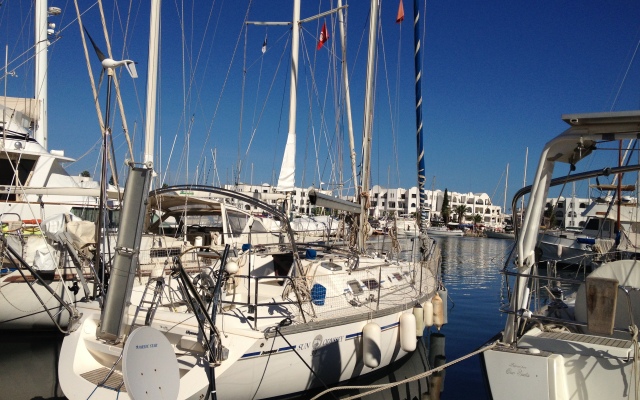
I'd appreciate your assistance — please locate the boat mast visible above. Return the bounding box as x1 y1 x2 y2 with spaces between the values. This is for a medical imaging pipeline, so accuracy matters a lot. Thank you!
337 0 358 196
143 0 160 168
412 0 428 235
358 0 380 251
275 0 300 199
503 163 509 218
34 0 59 149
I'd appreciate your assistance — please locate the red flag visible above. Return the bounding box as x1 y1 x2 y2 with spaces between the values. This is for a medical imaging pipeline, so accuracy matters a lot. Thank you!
396 0 405 23
317 22 329 50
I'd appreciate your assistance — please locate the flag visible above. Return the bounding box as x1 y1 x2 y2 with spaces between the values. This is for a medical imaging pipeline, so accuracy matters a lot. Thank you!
396 0 405 23
317 22 329 50
262 35 268 54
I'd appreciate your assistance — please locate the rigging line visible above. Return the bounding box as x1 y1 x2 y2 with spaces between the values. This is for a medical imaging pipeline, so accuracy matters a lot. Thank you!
185 0 226 172
301 37 325 189
298 31 340 189
167 1 222 180
607 25 640 111
199 0 254 180
270 49 290 187
250 27 267 138
241 35 290 170
73 0 108 153
490 167 506 206
395 8 403 186
95 0 129 185
378 20 402 187
238 21 248 183
245 30 290 72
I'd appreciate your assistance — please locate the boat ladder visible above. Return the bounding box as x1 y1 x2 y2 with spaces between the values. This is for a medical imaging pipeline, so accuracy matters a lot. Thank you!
131 277 165 328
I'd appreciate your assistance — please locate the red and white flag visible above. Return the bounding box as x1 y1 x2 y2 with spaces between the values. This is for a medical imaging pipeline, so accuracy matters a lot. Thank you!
396 0 405 23
317 22 329 50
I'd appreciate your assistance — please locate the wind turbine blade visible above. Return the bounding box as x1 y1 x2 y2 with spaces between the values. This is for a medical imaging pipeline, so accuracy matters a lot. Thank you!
83 27 107 62
98 69 105 89
124 61 138 79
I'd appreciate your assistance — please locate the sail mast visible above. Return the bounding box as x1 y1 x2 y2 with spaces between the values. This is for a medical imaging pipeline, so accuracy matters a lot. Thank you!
276 0 301 193
144 0 161 168
34 0 49 149
412 0 428 233
358 0 380 250
337 0 358 195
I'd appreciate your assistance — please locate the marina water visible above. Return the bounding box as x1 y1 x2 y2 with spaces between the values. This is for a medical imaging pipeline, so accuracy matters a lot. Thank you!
0 236 511 400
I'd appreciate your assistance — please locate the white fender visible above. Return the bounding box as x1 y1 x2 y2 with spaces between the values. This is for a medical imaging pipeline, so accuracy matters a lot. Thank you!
424 300 434 328
433 292 444 330
400 313 417 352
413 304 424 337
362 322 381 368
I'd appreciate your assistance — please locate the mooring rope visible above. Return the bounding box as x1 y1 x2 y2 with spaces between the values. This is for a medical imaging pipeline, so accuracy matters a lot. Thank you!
310 341 499 400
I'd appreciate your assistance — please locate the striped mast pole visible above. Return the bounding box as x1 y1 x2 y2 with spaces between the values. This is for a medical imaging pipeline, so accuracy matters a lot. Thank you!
412 0 428 237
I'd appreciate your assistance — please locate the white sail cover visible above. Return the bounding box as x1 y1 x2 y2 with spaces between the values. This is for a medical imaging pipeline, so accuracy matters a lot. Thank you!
276 132 296 191
0 96 40 121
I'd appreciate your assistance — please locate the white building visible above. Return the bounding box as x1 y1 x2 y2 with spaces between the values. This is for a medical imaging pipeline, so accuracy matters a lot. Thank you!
225 183 334 215
368 186 504 228
545 196 591 229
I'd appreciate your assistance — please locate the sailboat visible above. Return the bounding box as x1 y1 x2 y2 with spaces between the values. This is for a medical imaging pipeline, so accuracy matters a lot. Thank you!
0 0 125 331
482 110 640 399
57 1 445 399
485 164 515 239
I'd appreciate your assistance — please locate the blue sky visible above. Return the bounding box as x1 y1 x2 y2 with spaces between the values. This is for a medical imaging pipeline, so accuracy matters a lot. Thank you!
3 1 640 209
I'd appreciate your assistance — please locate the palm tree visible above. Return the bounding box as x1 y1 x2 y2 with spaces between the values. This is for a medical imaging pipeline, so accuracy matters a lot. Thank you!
473 213 483 231
454 204 467 224
441 189 451 223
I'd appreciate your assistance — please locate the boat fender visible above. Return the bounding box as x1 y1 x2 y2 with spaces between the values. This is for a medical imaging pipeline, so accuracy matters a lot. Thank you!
225 261 239 274
438 289 448 325
428 332 445 371
432 292 444 330
362 322 381 368
431 354 446 395
423 300 434 328
556 244 563 258
413 304 424 337
400 313 417 352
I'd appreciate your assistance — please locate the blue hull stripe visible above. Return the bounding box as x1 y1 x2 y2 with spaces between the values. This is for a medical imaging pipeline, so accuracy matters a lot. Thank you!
240 322 401 359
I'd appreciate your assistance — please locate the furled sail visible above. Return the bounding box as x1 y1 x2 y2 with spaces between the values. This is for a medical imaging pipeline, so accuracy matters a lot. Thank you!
276 131 296 191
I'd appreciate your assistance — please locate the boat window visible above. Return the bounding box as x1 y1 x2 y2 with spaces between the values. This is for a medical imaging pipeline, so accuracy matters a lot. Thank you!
227 212 249 236
584 218 599 231
347 280 364 295
0 157 36 201
362 279 379 290
580 203 587 209
250 220 268 233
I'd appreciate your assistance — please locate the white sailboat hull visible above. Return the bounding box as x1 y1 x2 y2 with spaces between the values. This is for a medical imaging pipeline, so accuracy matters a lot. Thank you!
58 246 442 399
484 328 634 399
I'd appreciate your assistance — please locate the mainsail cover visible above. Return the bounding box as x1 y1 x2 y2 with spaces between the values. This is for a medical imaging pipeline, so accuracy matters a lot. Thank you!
277 131 296 191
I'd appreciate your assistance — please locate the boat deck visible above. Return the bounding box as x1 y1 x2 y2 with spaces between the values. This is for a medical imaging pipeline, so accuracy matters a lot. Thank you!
519 328 633 358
